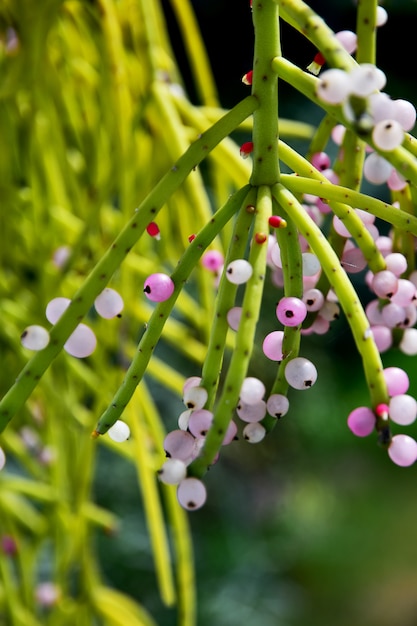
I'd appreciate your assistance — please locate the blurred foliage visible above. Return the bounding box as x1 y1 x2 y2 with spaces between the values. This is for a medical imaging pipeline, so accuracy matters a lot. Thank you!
1 0 417 626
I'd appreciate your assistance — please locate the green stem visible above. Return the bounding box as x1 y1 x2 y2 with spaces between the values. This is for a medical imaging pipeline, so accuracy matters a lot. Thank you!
200 188 257 408
272 56 417 186
280 172 417 237
0 97 258 431
190 186 272 476
250 0 280 185
273 183 388 410
277 0 356 71
93 185 251 435
355 0 377 65
263 206 303 431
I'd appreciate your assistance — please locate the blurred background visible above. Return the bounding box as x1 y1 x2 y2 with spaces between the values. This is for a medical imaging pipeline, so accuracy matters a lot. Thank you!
2 0 417 624
93 1 417 625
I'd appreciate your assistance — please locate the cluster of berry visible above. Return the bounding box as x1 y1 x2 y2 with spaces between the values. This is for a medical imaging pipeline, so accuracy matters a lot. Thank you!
21 288 124 357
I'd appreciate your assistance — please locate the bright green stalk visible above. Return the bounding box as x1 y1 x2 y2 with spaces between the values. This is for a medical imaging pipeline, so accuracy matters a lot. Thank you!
355 0 377 65
250 0 280 186
93 185 251 436
280 173 417 237
277 0 356 71
263 207 303 431
272 57 417 186
273 183 389 410
190 186 272 477
200 188 257 408
0 97 257 431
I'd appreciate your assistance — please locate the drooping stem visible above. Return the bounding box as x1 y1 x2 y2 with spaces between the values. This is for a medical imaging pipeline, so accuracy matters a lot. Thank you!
190 186 272 477
273 183 389 411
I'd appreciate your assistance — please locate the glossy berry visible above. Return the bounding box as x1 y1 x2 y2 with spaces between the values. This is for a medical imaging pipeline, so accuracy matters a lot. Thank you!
388 434 417 467
46 297 71 323
262 331 284 361
242 70 253 85
302 288 324 312
146 222 160 239
371 270 398 299
158 458 187 485
383 367 409 396
64 324 96 358
268 215 287 229
240 141 254 159
108 420 130 442
363 153 393 184
316 68 351 104
144 273 175 302
276 297 307 327
21 325 50 351
266 394 289 418
94 288 124 319
240 377 265 404
183 386 208 410
164 430 196 462
177 477 207 510
243 422 266 443
227 306 242 331
347 406 375 437
349 64 386 97
285 357 318 390
225 259 253 284
389 394 417 426
372 119 404 151
236 400 266 423
188 409 213 438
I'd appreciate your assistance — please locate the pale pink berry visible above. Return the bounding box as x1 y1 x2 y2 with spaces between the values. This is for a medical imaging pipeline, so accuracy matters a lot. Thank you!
388 434 417 467
383 367 409 396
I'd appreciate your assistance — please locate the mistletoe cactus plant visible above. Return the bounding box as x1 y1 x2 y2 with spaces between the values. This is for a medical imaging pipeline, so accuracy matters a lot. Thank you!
1 0 417 623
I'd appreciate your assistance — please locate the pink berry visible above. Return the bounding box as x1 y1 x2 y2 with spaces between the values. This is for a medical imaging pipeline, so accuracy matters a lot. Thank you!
262 331 284 361
177 478 207 510
144 273 175 302
311 151 331 171
202 250 224 271
276 297 307 327
347 406 375 437
383 367 409 396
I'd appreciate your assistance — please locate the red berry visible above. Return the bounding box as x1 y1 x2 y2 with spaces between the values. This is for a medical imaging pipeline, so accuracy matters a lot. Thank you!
268 215 287 229
240 141 254 159
254 232 267 244
146 222 160 239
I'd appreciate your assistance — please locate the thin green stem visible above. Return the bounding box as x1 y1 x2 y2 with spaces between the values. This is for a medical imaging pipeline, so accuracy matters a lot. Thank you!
200 188 257 408
250 0 280 185
280 173 417 237
355 0 377 65
277 0 356 71
190 186 272 477
272 56 417 186
263 206 303 431
273 183 388 410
